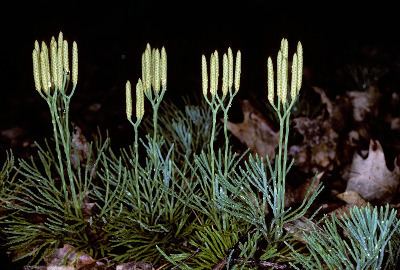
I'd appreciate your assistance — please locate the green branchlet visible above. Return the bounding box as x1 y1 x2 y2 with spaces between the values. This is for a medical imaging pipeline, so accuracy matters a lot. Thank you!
2 32 113 264
266 39 307 239
0 152 14 208
31 32 80 215
289 205 400 269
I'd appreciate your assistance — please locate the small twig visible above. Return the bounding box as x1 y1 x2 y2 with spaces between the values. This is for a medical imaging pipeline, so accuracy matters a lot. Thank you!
212 257 288 270
249 259 288 269
170 248 201 270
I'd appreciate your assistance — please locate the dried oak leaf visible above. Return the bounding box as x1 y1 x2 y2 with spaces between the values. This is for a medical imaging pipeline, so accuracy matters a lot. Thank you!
285 172 323 207
116 262 155 270
389 117 400 130
82 192 96 221
336 190 368 206
346 85 380 122
290 115 338 173
332 190 369 218
45 244 97 270
71 125 90 169
312 87 334 116
345 140 400 202
283 217 316 244
289 87 339 173
227 100 279 158
47 267 75 270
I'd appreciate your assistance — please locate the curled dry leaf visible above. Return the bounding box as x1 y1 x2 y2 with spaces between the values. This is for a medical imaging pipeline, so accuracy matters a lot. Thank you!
283 217 316 244
116 262 155 270
346 85 379 122
345 140 400 202
83 192 96 221
336 190 368 206
285 172 323 207
70 125 89 169
1 127 24 141
290 87 339 173
47 267 75 270
331 190 369 218
45 244 97 270
290 116 338 173
312 87 333 116
227 100 279 159
390 117 400 130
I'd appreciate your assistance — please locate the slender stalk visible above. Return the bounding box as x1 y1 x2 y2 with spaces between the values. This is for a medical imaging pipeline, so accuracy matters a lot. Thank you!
276 114 285 238
282 111 291 191
48 99 66 201
221 93 235 177
133 121 141 219
210 108 217 198
223 109 229 165
52 89 80 217
150 88 166 172
153 103 158 146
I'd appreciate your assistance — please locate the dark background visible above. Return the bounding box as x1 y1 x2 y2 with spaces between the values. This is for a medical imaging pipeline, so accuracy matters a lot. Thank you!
0 1 399 154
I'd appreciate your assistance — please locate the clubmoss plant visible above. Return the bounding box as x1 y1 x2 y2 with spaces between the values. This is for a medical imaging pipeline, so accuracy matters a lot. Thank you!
157 39 321 269
266 39 307 239
96 44 200 264
219 48 241 177
2 33 110 264
125 79 144 214
32 34 80 213
215 39 321 240
4 32 400 269
0 152 14 211
200 49 241 223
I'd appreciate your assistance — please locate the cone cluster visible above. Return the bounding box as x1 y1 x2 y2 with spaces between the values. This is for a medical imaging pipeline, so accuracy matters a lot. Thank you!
267 38 303 105
141 44 167 98
202 48 241 100
32 32 78 95
126 44 167 121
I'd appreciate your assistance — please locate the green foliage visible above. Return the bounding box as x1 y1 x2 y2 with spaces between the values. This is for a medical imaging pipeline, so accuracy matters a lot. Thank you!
289 205 400 269
0 152 14 202
1 34 112 264
98 138 194 263
2 135 110 264
157 99 217 158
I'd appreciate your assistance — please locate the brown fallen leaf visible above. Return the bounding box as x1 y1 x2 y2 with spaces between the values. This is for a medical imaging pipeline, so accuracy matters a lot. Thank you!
289 87 339 173
116 262 155 270
312 87 333 116
390 117 400 130
71 124 90 169
327 193 375 238
45 244 97 270
23 267 74 270
346 85 380 122
331 190 369 218
290 115 338 173
0 126 32 148
345 140 400 203
336 190 368 206
226 100 279 159
1 127 24 141
47 267 75 270
283 217 316 244
82 193 96 222
285 172 323 207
